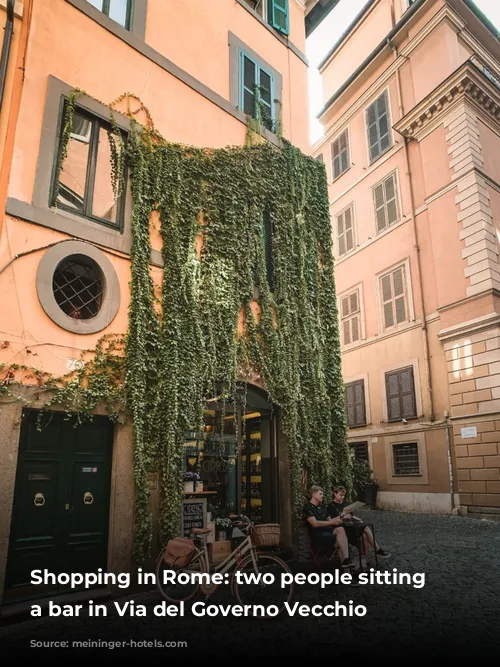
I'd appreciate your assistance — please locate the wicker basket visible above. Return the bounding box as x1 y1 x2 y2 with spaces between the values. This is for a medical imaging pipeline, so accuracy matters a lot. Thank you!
252 523 280 547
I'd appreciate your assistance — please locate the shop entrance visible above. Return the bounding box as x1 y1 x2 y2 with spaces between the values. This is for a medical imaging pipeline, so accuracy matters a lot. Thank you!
182 383 278 525
3 408 114 604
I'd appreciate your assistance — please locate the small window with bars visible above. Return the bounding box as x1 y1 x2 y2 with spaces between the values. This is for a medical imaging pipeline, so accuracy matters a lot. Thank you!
345 380 366 428
340 289 360 345
392 442 420 476
373 172 399 232
350 441 369 461
366 90 392 162
331 128 350 180
380 264 408 329
385 366 417 422
336 205 354 257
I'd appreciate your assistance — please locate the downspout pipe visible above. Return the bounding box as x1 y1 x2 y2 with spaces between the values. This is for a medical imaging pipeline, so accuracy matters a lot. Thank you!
389 35 435 422
0 0 15 115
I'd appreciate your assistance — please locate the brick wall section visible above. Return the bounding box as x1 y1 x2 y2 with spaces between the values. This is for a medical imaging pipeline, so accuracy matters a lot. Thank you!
444 102 500 298
446 328 500 508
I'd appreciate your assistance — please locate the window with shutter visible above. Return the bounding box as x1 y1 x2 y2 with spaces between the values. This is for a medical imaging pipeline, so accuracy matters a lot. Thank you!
340 288 360 345
373 172 398 232
366 90 392 162
239 50 275 131
380 264 408 329
331 129 350 180
243 0 267 19
385 366 417 422
268 0 289 35
336 205 354 257
345 380 366 427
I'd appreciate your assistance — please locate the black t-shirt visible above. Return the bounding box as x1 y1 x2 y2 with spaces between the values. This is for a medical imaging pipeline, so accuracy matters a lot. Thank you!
327 500 348 519
303 501 331 538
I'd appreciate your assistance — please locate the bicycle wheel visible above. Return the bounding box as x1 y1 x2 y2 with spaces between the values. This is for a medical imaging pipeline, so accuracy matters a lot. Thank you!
155 546 207 603
231 552 294 617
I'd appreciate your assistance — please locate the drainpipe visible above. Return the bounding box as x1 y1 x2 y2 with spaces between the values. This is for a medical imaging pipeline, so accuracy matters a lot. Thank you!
389 37 435 422
444 413 458 512
0 0 15 115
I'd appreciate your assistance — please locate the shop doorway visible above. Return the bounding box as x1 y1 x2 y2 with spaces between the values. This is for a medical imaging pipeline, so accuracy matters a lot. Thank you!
182 383 278 525
3 408 114 604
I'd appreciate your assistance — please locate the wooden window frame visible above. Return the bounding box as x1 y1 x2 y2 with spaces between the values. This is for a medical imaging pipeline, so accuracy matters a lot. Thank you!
238 48 275 131
51 101 128 232
379 261 409 331
385 366 417 422
345 379 367 428
335 203 355 258
331 127 350 181
372 170 400 233
340 287 361 346
365 89 392 163
268 0 289 35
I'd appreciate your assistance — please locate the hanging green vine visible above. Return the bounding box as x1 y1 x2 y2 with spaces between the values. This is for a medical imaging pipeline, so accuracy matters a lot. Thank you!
1 92 352 564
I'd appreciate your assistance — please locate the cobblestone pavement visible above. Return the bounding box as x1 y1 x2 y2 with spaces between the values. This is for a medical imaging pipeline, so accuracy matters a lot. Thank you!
1 509 499 657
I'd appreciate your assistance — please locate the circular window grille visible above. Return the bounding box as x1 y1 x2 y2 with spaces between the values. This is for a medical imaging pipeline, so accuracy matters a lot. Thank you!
52 255 103 320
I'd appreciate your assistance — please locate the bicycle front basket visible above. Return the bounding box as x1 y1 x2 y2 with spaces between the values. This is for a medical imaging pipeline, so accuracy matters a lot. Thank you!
252 523 280 547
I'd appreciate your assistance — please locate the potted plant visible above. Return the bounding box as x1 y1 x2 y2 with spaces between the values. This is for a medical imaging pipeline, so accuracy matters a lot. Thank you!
352 458 378 508
184 471 200 493
214 516 232 541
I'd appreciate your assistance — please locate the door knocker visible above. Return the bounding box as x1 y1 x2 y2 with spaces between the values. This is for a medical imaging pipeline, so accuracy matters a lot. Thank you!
34 492 45 507
83 491 93 505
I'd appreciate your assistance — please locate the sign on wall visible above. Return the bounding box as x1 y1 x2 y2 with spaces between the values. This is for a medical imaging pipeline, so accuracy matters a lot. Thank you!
181 498 207 538
460 426 477 439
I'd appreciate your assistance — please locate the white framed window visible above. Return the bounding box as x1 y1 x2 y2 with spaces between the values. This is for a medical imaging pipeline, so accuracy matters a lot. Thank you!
331 128 350 180
340 287 361 346
378 261 411 331
373 170 399 233
335 204 355 257
366 89 392 162
244 0 267 19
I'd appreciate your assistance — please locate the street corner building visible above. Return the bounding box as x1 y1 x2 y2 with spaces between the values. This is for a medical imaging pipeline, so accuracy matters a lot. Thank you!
311 0 500 518
0 0 346 612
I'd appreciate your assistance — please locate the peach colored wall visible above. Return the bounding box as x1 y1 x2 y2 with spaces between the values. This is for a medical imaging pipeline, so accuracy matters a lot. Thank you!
418 125 453 199
320 0 394 104
0 216 133 378
478 121 500 182
425 188 468 308
488 187 500 242
409 22 468 106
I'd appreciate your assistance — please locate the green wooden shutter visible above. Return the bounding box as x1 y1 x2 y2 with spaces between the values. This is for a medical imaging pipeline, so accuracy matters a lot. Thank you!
268 0 289 35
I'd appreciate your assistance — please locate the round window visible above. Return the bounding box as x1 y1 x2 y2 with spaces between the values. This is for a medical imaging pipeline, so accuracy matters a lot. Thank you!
36 240 120 334
52 255 103 320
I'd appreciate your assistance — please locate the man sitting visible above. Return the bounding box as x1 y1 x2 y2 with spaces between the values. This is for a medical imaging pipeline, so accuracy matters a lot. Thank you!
303 485 354 569
327 486 391 563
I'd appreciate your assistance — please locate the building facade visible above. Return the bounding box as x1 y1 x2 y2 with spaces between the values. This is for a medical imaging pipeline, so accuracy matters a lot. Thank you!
0 0 334 610
313 0 500 516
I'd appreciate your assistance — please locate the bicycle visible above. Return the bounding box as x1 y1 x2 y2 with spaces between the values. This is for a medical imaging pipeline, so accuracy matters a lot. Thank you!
155 514 294 617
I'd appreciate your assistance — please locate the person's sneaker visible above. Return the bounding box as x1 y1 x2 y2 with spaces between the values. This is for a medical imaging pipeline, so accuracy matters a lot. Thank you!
376 549 391 559
342 558 355 569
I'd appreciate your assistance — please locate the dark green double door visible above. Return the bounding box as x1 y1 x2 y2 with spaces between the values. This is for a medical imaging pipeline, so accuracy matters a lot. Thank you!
4 409 114 603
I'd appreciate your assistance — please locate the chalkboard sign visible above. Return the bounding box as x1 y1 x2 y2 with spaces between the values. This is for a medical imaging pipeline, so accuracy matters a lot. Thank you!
181 498 207 538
